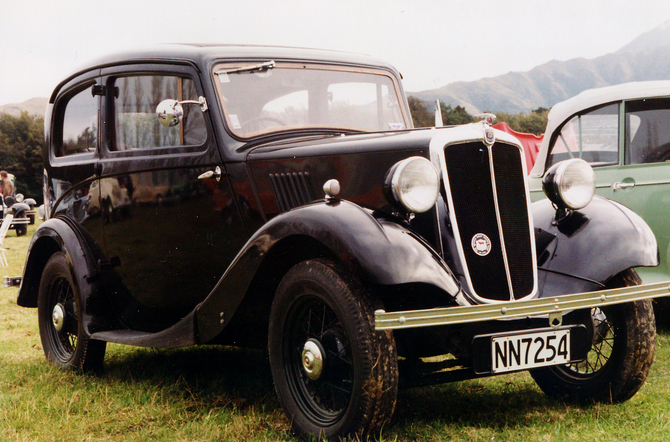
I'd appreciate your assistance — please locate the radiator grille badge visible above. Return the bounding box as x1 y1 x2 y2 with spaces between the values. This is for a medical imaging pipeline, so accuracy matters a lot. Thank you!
471 233 492 256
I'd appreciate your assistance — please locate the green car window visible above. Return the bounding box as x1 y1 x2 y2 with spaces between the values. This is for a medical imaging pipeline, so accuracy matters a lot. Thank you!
625 98 670 164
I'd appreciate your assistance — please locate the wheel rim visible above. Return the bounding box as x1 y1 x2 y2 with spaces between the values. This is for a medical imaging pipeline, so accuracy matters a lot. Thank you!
45 276 78 364
566 307 614 376
283 295 354 426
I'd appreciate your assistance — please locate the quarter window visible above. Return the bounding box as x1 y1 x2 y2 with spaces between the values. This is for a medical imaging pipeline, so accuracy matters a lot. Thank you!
112 75 206 151
625 98 670 164
547 103 619 168
59 86 98 157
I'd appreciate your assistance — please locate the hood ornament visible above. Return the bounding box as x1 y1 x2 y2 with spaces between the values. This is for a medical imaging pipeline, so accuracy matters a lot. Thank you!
475 113 496 125
475 113 497 146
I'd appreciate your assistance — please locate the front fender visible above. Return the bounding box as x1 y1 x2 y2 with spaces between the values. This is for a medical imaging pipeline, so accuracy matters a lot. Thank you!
533 196 658 297
195 199 461 343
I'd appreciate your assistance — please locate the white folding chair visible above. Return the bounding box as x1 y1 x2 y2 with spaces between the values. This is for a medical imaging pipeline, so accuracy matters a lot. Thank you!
0 214 14 266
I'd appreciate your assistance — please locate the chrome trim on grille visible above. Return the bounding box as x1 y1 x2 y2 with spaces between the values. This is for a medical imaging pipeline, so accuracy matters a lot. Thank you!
429 124 537 304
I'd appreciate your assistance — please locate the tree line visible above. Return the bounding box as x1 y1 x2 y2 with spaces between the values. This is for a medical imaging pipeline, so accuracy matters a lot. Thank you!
408 96 549 136
0 111 44 203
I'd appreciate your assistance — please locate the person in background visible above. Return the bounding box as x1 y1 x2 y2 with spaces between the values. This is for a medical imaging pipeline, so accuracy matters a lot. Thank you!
0 171 15 199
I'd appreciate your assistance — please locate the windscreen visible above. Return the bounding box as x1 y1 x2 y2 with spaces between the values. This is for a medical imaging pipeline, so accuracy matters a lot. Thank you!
213 63 407 137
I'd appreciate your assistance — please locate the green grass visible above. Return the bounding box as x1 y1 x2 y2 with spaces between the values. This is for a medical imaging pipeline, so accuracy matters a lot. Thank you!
1 222 670 441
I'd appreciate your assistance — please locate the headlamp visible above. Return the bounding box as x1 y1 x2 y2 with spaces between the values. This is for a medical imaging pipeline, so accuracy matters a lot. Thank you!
384 157 439 213
542 158 595 211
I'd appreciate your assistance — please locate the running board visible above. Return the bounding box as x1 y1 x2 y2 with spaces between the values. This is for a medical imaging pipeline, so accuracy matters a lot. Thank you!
91 310 197 348
375 281 670 331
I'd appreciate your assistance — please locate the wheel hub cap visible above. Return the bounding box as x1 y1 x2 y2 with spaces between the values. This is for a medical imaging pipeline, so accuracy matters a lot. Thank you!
302 339 325 380
52 303 65 332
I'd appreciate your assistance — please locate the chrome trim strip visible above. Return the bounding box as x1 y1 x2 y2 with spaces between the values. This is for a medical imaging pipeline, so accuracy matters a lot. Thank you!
375 281 670 330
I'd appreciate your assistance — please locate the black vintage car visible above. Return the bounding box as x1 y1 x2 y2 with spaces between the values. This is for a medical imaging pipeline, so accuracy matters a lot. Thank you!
18 45 669 440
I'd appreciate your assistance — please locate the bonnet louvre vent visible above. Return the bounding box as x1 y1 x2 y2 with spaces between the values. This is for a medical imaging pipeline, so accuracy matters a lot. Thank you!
269 172 315 212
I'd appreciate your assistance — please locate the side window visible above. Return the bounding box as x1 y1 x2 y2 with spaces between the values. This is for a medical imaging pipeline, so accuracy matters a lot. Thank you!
626 98 670 164
112 75 206 151
59 86 98 157
547 103 619 168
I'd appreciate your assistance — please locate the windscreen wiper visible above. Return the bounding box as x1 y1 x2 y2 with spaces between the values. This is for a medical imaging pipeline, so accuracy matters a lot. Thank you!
216 61 276 78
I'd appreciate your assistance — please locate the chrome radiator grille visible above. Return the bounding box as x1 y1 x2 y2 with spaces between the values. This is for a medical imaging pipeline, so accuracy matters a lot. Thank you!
443 141 535 301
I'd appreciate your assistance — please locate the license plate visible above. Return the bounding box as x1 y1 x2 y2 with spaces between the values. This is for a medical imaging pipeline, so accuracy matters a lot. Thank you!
491 329 570 374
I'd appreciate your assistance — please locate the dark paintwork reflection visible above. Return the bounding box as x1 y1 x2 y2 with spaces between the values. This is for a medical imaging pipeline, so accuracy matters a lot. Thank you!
96 169 247 332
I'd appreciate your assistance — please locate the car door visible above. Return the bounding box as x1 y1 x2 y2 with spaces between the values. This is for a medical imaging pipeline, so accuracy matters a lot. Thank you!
603 98 670 282
97 64 247 332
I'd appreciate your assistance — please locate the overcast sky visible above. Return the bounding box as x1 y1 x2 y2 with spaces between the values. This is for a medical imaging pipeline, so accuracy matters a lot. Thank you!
2 0 670 105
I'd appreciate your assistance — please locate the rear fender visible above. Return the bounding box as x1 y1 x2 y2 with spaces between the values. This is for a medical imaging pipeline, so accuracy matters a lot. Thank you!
17 217 104 335
533 196 658 297
195 199 461 343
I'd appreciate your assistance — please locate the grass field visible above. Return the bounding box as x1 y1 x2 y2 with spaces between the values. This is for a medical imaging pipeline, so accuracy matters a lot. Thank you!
1 221 670 441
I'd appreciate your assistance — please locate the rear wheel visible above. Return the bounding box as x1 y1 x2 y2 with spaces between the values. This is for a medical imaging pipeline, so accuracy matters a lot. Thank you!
37 252 106 371
268 259 398 440
531 269 655 403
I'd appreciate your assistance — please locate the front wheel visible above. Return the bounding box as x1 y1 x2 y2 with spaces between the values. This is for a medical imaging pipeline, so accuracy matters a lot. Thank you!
37 252 106 371
531 269 655 403
268 259 398 440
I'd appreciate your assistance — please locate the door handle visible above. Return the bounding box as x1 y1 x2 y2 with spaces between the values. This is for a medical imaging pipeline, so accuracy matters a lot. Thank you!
198 166 223 182
612 181 635 191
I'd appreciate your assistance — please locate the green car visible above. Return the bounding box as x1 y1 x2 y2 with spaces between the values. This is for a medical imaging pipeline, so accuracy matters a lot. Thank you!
529 81 670 284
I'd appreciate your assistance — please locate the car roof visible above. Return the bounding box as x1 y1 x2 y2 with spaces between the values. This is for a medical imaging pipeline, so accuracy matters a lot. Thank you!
51 44 401 102
530 80 670 177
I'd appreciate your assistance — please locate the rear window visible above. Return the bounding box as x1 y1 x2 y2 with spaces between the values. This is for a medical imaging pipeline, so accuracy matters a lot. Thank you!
59 86 98 157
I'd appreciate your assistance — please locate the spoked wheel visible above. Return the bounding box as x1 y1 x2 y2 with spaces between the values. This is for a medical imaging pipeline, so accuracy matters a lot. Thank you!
531 269 656 403
37 252 106 371
269 259 398 440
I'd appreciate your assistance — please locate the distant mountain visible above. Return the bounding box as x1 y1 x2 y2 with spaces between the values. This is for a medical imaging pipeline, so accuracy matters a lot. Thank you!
410 20 670 114
0 97 48 117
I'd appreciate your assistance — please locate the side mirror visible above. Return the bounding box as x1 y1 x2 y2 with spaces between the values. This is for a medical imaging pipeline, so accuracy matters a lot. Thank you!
156 96 208 127
156 99 184 127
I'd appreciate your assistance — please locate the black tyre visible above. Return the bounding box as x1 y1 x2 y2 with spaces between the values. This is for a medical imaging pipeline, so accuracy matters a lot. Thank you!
531 269 655 403
37 252 106 371
268 259 398 440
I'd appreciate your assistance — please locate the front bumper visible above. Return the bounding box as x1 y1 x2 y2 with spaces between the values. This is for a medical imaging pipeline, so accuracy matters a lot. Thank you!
375 281 670 330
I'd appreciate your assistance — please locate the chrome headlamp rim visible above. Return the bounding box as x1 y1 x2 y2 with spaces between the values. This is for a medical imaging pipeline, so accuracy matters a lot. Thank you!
385 156 440 214
542 158 596 211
